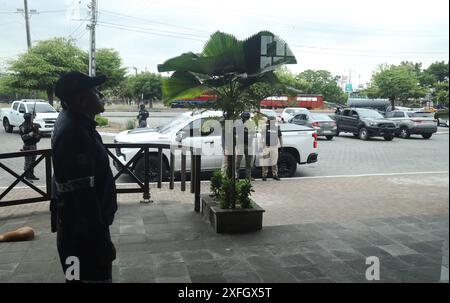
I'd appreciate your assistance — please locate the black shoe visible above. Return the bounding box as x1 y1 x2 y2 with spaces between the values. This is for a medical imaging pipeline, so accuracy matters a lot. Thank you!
262 177 267 181
25 176 33 183
30 175 40 180
273 176 281 181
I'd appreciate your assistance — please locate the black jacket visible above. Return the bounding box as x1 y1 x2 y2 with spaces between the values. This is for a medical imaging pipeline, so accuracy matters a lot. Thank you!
19 121 40 146
50 109 117 257
137 109 149 121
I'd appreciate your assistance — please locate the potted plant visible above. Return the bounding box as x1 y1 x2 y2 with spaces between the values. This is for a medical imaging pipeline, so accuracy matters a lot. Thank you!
202 171 264 233
158 31 297 232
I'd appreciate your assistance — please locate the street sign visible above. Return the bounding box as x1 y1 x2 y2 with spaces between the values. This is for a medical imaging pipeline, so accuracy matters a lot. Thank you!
345 83 353 93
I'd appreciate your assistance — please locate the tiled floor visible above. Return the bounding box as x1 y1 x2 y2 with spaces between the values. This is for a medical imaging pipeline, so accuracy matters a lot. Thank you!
0 199 448 283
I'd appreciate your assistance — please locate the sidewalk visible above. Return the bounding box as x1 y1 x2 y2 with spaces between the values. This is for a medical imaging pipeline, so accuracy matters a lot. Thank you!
0 174 448 283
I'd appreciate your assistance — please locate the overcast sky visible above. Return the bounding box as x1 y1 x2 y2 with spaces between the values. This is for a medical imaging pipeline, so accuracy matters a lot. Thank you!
1 0 448 87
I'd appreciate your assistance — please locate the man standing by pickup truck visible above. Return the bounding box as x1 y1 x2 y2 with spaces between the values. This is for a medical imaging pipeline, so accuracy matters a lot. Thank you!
19 113 40 181
261 116 283 181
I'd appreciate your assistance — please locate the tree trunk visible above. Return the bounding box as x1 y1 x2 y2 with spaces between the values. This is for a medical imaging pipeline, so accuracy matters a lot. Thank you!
47 88 54 106
390 97 395 111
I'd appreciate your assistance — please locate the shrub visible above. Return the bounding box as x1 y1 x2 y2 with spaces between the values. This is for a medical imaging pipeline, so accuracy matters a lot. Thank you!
210 170 223 197
237 179 254 209
125 119 136 130
218 175 254 209
95 115 109 127
218 175 236 209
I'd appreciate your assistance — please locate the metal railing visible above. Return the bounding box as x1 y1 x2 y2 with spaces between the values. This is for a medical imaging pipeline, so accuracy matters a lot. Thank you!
0 149 52 207
0 144 203 212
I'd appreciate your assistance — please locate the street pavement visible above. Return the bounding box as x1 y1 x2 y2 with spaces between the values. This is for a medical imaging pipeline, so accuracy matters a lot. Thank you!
0 117 448 187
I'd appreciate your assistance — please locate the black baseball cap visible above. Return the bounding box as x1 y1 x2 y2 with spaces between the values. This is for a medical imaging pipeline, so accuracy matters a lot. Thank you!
55 71 106 103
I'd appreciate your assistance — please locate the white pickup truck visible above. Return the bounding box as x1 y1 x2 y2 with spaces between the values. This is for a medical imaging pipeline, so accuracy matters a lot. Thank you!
113 110 319 179
1 99 59 135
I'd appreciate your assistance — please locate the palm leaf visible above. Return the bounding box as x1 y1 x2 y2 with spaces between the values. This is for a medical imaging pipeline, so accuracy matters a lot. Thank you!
243 31 297 77
161 71 210 104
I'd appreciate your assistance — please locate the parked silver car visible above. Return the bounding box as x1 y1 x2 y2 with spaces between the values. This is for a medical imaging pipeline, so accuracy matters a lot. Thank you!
384 110 437 139
289 112 337 140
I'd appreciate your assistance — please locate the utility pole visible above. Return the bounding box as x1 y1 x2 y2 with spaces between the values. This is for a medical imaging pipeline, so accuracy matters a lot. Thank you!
17 0 38 50
87 0 97 76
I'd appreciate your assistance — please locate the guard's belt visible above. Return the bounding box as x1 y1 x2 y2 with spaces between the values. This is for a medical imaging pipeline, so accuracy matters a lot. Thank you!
55 176 95 193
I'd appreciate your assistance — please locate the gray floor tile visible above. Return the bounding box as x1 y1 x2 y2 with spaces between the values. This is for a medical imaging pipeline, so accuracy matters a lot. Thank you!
255 268 297 283
330 248 365 261
223 270 262 283
155 276 191 283
246 255 284 271
151 251 183 265
379 244 418 256
190 273 227 283
154 262 189 279
119 266 155 283
277 253 313 267
186 260 221 276
286 265 326 281
181 250 214 262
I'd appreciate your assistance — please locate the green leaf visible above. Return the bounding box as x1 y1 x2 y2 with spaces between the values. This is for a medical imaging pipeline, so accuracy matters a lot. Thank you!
162 71 210 104
202 31 240 57
243 31 297 76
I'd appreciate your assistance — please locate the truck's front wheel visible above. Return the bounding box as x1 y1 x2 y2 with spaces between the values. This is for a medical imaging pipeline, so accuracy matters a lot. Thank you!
3 118 13 133
277 152 297 178
359 127 370 140
134 155 168 183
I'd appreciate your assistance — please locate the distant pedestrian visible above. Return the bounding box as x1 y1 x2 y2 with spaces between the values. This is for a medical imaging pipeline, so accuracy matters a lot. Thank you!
19 112 40 181
137 104 149 127
51 71 117 283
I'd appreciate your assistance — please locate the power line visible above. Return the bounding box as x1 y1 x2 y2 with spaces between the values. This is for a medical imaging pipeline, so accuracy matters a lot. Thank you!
295 48 449 60
97 21 208 39
98 9 210 34
69 20 86 38
97 23 206 42
290 43 449 55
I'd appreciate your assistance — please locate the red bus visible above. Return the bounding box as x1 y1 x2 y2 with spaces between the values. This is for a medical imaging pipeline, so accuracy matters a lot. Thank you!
171 94 324 109
260 94 324 109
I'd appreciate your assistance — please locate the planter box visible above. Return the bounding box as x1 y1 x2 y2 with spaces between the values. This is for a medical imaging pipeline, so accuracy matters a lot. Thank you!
201 194 265 233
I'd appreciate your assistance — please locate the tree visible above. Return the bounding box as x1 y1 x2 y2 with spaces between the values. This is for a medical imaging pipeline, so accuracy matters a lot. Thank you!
422 61 449 86
433 81 449 108
128 72 163 107
94 48 127 92
158 30 296 208
5 38 87 105
296 70 347 104
366 64 426 109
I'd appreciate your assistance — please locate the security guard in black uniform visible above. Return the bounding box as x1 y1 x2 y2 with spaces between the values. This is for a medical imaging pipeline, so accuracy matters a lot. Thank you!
51 71 117 282
19 113 40 181
137 104 149 128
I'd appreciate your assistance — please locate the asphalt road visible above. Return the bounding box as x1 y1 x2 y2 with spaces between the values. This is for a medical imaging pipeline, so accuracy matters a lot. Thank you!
0 112 448 188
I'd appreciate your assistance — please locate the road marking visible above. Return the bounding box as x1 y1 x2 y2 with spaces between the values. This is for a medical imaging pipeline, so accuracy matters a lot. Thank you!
2 171 448 190
287 171 449 181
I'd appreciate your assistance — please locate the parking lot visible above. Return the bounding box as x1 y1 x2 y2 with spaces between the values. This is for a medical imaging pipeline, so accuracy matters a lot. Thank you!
0 112 448 188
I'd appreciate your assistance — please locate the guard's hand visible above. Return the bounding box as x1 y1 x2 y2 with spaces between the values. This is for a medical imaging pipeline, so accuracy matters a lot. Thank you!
99 241 116 266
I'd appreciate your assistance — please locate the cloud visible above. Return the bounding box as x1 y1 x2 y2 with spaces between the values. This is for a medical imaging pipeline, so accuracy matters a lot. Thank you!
0 0 448 85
